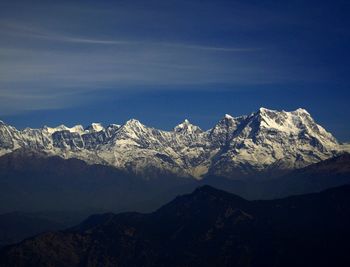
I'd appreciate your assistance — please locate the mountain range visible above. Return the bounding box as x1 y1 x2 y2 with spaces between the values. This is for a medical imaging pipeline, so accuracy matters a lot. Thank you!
1 184 349 267
1 108 348 179
0 107 350 266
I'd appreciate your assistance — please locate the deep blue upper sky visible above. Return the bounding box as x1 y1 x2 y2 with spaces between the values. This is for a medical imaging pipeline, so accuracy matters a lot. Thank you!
0 0 349 141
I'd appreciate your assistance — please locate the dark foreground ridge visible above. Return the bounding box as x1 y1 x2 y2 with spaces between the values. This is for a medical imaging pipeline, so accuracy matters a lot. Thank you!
1 185 350 267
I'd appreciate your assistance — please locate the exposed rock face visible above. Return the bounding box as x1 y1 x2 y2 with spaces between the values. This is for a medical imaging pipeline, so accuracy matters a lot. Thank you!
0 108 347 179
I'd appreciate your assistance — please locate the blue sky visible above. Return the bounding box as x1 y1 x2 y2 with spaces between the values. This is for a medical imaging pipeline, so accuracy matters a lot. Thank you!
0 0 349 141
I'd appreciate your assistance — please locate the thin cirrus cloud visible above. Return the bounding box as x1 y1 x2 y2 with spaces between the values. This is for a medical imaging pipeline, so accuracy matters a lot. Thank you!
0 0 341 115
0 21 257 52
0 21 278 115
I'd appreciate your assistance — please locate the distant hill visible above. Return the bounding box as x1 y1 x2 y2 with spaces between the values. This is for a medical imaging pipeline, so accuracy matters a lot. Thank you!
0 212 63 248
1 185 349 267
0 150 349 215
270 152 350 197
200 153 350 199
0 149 192 213
0 210 98 248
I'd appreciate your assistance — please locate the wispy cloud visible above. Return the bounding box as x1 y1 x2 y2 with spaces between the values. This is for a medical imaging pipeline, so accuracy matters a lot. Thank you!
154 42 258 52
0 21 256 52
0 0 336 115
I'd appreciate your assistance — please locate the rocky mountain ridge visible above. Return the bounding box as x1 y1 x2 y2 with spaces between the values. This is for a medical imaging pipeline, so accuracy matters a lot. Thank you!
0 108 347 179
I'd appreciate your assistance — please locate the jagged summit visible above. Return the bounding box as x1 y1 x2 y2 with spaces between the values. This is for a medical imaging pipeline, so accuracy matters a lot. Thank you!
43 124 85 134
256 107 310 116
43 125 69 134
0 108 348 179
293 107 310 114
175 118 191 127
224 114 234 119
258 106 274 113
85 123 104 133
248 107 329 136
121 119 147 134
124 118 144 126
174 119 202 134
70 125 85 133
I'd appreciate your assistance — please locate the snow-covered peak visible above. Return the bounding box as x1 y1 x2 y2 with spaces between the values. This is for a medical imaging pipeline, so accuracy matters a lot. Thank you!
258 107 275 113
174 119 188 130
224 114 234 120
256 107 310 119
219 113 248 124
209 114 244 145
124 119 144 127
70 125 85 134
112 119 149 142
43 125 69 134
237 107 339 149
43 124 85 134
119 119 147 134
254 107 283 118
249 108 309 132
174 119 202 134
292 108 311 116
0 109 344 179
85 123 104 133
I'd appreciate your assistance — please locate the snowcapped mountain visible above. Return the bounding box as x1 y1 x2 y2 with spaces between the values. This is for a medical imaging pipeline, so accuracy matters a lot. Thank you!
0 108 348 179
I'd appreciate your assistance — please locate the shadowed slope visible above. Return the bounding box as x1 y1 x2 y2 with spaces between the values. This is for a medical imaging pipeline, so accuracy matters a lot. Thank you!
1 185 349 267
